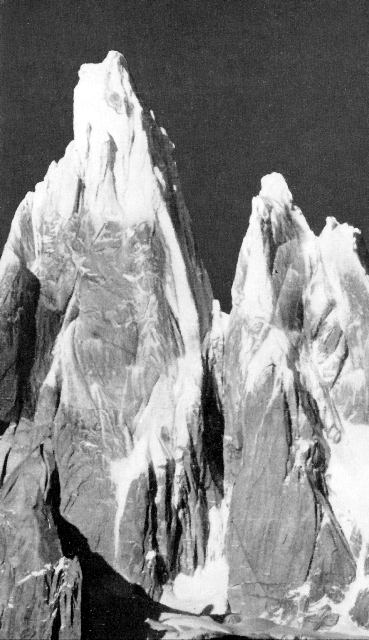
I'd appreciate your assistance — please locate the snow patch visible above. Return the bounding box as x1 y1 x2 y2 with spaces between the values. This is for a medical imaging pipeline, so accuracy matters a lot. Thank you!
161 490 231 615
16 564 53 585
327 421 369 549
110 437 149 557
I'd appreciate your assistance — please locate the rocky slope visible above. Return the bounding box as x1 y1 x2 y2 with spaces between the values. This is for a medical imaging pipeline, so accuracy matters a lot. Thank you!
1 51 369 639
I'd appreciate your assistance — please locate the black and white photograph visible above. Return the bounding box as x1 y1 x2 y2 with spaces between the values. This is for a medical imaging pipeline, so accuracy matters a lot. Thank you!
1 1 369 638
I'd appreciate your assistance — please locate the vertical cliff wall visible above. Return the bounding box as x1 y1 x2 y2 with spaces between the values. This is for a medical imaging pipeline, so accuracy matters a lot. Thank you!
1 52 369 640
0 51 214 639
224 173 369 635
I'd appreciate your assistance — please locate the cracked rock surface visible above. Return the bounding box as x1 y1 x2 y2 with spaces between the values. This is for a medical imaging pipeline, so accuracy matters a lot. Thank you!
1 52 369 639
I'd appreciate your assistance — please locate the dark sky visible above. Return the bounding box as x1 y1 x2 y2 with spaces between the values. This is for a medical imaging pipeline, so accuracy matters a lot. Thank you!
2 0 369 311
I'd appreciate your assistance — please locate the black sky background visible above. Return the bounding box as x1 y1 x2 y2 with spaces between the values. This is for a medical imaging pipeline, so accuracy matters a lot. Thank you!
2 0 369 311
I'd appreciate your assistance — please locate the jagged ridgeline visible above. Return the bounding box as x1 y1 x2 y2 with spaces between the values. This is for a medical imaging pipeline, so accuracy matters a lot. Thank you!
0 51 369 640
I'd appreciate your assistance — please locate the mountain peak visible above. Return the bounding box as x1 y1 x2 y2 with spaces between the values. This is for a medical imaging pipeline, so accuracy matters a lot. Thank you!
0 51 214 638
259 172 293 206
2 51 369 640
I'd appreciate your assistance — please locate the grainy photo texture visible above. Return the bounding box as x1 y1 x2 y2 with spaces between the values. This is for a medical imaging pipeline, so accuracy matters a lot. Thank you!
1 1 369 639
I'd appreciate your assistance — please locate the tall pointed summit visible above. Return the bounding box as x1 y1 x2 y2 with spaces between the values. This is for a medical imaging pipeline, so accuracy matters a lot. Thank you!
224 173 369 633
0 51 213 638
2 54 369 640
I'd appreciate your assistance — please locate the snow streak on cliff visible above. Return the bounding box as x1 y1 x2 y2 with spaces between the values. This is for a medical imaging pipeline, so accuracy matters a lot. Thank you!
1 53 369 640
224 172 369 636
0 51 214 639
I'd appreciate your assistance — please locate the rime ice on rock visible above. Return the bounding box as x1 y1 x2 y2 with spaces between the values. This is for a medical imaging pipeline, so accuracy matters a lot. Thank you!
259 171 293 204
2 51 369 639
0 51 213 637
224 172 369 634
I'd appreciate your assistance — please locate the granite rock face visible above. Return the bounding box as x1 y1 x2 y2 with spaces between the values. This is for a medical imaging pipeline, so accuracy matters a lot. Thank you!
0 443 81 640
1 52 369 639
224 173 369 632
0 51 214 638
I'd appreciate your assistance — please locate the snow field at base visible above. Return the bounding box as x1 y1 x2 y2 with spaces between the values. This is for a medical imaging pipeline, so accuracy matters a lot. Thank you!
225 173 369 635
161 494 232 615
4 44 369 636
0 50 205 580
324 421 369 633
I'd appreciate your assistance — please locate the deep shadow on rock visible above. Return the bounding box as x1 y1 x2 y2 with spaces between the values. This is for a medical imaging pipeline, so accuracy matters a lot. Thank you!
201 352 225 500
49 465 162 640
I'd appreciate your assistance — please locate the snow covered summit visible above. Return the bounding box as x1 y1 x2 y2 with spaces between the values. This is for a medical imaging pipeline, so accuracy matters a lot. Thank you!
1 52 369 639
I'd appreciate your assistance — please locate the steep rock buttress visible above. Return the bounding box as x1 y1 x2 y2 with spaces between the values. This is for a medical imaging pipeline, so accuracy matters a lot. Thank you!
224 173 369 635
2 51 369 640
0 51 214 637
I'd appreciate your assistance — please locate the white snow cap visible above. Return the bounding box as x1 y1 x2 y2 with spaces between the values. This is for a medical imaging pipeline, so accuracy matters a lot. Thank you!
325 216 339 231
72 50 160 229
74 50 138 158
259 172 293 206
